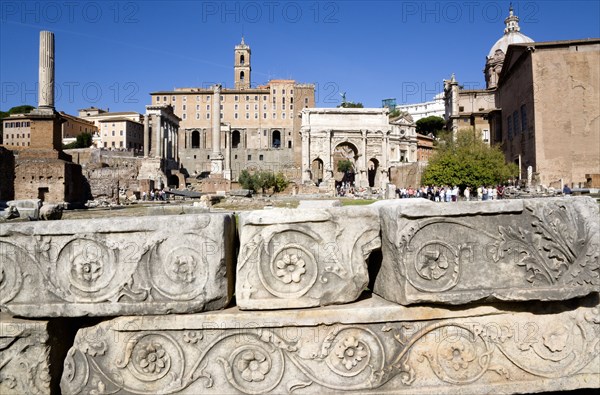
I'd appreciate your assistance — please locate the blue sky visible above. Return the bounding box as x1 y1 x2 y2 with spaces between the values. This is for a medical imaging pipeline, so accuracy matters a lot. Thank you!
1 1 599 115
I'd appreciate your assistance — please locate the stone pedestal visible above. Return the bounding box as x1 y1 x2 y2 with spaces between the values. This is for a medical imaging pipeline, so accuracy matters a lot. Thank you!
60 295 600 394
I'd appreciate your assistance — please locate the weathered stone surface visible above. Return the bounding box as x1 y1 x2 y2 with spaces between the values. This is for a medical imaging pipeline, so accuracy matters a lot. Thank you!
0 314 51 394
374 197 600 305
0 213 234 317
236 207 380 309
60 295 600 394
145 205 208 216
297 200 341 208
7 199 41 220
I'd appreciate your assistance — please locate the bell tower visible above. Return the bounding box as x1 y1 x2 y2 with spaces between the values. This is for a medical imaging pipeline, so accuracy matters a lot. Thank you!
234 37 251 89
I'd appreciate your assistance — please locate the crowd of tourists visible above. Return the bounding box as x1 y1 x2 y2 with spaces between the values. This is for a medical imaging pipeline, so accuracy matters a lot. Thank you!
395 185 507 201
141 189 168 201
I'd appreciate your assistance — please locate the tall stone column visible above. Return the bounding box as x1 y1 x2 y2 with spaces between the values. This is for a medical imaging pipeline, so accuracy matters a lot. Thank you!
324 129 333 181
301 128 311 183
143 115 149 157
38 31 55 111
210 84 224 175
154 116 161 158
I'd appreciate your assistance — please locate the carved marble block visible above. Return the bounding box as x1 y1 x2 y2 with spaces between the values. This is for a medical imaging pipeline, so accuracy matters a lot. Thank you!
236 207 381 310
0 214 234 317
374 197 599 305
60 295 600 394
0 314 51 394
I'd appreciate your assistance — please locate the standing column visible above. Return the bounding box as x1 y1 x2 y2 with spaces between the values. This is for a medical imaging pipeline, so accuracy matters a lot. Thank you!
301 128 311 183
143 115 149 157
210 84 224 174
155 117 162 158
361 129 368 187
325 129 333 181
38 31 55 110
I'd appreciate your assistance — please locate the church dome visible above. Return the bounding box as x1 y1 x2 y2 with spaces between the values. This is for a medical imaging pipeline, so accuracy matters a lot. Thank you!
487 6 533 58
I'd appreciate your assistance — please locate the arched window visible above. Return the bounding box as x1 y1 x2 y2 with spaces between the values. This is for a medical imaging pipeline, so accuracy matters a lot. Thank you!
240 71 245 81
191 130 200 148
232 130 241 149
240 54 245 65
271 130 281 148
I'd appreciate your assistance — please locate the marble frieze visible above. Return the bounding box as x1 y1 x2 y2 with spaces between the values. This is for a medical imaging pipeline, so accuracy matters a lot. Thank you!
0 214 234 317
236 207 381 310
60 295 600 394
374 197 600 305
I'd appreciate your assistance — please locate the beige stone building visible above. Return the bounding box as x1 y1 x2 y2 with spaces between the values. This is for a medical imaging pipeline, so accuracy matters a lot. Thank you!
444 5 599 187
149 38 315 180
98 118 144 150
299 108 417 189
496 39 600 187
2 111 99 148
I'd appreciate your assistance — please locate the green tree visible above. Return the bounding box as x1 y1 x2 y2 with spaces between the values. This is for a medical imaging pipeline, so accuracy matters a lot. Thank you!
63 132 93 149
238 170 255 191
273 172 289 193
421 129 518 189
339 102 364 108
416 115 445 136
337 159 354 173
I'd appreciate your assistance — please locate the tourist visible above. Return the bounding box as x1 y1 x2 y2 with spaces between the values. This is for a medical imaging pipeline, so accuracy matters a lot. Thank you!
482 186 488 201
464 187 470 201
563 184 572 195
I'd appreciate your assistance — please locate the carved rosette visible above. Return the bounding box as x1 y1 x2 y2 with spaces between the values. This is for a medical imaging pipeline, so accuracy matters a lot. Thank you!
54 238 123 302
147 234 212 301
409 241 460 292
259 243 318 299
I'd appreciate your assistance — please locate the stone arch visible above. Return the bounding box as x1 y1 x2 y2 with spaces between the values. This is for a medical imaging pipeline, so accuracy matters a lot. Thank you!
272 130 281 148
333 142 358 183
191 130 200 149
232 130 241 149
240 71 245 81
368 158 379 188
240 54 245 65
168 174 179 188
311 158 324 185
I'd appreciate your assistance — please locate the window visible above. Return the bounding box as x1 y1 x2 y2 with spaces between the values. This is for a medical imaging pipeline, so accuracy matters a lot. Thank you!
290 97 293 103
240 71 245 80
521 104 527 131
245 104 249 110
207 104 210 111
282 113 286 119
183 96 187 102
273 113 277 119
196 95 200 101
263 113 267 119
263 96 267 101
240 54 245 64
254 96 258 101
235 113 238 119
172 96 176 101
282 89 286 95
206 114 210 119
290 105 294 110
513 111 519 135
263 130 267 136
290 89 293 95
248 154 252 160
112 130 115 136
246 113 249 119
183 104 186 110
304 98 308 104
259 154 264 161
263 104 267 110
196 113 200 120
507 115 512 140
163 96 167 101
206 95 210 101
220 105 223 110
255 113 258 119
183 114 187 120
220 95 224 101
273 89 276 94
157 96 160 102
254 104 258 110
196 104 200 110
245 95 249 101
120 130 123 135
235 95 239 102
